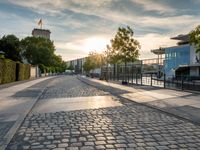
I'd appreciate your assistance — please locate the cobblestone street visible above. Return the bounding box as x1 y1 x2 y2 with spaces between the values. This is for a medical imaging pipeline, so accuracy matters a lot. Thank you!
6 76 200 150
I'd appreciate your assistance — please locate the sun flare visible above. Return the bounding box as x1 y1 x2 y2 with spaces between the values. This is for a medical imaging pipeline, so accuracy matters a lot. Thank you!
83 37 109 53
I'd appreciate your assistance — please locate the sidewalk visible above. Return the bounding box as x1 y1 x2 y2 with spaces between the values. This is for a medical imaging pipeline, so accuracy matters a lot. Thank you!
78 76 200 124
0 76 55 150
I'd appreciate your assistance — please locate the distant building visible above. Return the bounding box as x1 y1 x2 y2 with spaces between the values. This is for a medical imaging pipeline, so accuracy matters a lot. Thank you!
152 34 200 78
68 57 86 74
32 28 51 39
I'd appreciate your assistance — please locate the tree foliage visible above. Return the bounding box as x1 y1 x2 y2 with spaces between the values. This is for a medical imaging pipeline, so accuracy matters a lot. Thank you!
67 65 74 70
21 36 55 66
190 25 200 53
107 26 140 64
0 35 21 62
0 34 66 73
83 52 105 73
21 36 66 73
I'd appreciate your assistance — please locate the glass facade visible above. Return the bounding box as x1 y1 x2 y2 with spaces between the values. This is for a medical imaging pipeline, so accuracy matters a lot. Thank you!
165 44 190 77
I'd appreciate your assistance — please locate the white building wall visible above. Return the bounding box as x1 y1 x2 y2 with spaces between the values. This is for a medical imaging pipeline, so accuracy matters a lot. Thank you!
190 46 200 76
30 66 39 78
190 46 197 64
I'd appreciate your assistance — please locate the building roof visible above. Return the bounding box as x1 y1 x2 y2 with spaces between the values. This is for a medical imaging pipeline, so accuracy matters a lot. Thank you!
171 34 189 41
151 48 165 55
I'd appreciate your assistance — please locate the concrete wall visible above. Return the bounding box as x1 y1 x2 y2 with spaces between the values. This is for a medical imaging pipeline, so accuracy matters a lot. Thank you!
30 66 39 78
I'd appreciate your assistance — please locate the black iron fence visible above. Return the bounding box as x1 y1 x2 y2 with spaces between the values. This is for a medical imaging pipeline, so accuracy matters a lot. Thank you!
101 64 200 92
165 75 200 91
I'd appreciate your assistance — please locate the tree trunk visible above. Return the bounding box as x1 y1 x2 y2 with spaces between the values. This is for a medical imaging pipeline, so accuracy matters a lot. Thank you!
107 63 109 81
125 61 127 82
113 64 116 80
122 61 128 85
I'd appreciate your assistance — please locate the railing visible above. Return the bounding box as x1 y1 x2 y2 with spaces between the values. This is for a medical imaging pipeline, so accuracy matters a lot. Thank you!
165 75 200 91
100 65 200 92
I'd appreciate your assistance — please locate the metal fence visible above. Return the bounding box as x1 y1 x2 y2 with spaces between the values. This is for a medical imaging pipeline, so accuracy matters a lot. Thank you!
165 75 200 91
101 64 200 92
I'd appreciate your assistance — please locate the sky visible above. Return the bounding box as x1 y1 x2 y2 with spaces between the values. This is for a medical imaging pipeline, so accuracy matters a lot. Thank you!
0 0 200 61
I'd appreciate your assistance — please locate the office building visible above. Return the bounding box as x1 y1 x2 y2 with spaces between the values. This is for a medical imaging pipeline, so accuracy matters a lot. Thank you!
152 34 200 78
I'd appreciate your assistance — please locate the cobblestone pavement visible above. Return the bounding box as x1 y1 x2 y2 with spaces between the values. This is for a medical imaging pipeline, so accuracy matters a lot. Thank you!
40 76 106 99
6 76 200 150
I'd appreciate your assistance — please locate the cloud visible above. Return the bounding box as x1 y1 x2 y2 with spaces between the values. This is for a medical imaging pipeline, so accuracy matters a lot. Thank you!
136 33 177 59
130 0 175 13
7 0 63 16
139 15 200 33
54 35 111 60
7 0 199 32
3 0 200 61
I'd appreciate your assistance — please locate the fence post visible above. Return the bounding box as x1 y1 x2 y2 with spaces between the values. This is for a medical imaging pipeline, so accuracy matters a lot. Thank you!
150 74 152 86
181 75 184 90
131 66 133 84
128 67 129 83
136 73 138 85
164 74 166 88
141 73 142 85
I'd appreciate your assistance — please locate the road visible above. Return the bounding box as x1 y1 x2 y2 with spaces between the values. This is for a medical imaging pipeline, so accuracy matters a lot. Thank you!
5 76 200 149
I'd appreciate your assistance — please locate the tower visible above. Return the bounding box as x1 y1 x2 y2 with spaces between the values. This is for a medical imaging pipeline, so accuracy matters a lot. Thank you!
32 28 51 39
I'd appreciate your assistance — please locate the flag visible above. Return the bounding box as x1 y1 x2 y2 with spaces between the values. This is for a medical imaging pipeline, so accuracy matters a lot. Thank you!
38 19 42 28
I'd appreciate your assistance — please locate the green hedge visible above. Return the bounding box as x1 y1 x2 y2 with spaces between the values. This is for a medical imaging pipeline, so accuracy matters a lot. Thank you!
0 59 31 84
0 59 16 84
17 63 30 81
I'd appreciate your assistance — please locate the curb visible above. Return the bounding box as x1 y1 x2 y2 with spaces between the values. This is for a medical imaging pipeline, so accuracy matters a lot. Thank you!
77 76 200 126
0 85 48 150
0 76 57 90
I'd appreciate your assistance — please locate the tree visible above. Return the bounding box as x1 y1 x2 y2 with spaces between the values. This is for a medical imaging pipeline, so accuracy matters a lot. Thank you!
190 25 200 53
0 35 21 62
67 65 74 70
83 52 105 73
105 45 121 80
20 36 55 66
21 36 67 73
108 26 140 82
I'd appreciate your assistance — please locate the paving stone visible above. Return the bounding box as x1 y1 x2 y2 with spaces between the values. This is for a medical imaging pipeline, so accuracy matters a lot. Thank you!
80 146 94 150
84 141 94 146
115 143 127 148
53 148 65 150
95 145 106 149
58 143 68 147
46 144 57 149
95 140 106 145
6 76 200 150
31 145 44 149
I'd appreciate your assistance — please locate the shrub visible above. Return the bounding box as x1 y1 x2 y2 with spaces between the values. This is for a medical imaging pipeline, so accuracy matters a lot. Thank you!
17 63 30 81
0 59 31 84
0 59 16 84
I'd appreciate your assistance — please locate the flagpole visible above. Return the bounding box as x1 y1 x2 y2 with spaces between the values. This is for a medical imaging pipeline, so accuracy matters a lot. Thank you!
41 19 42 29
38 19 43 29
